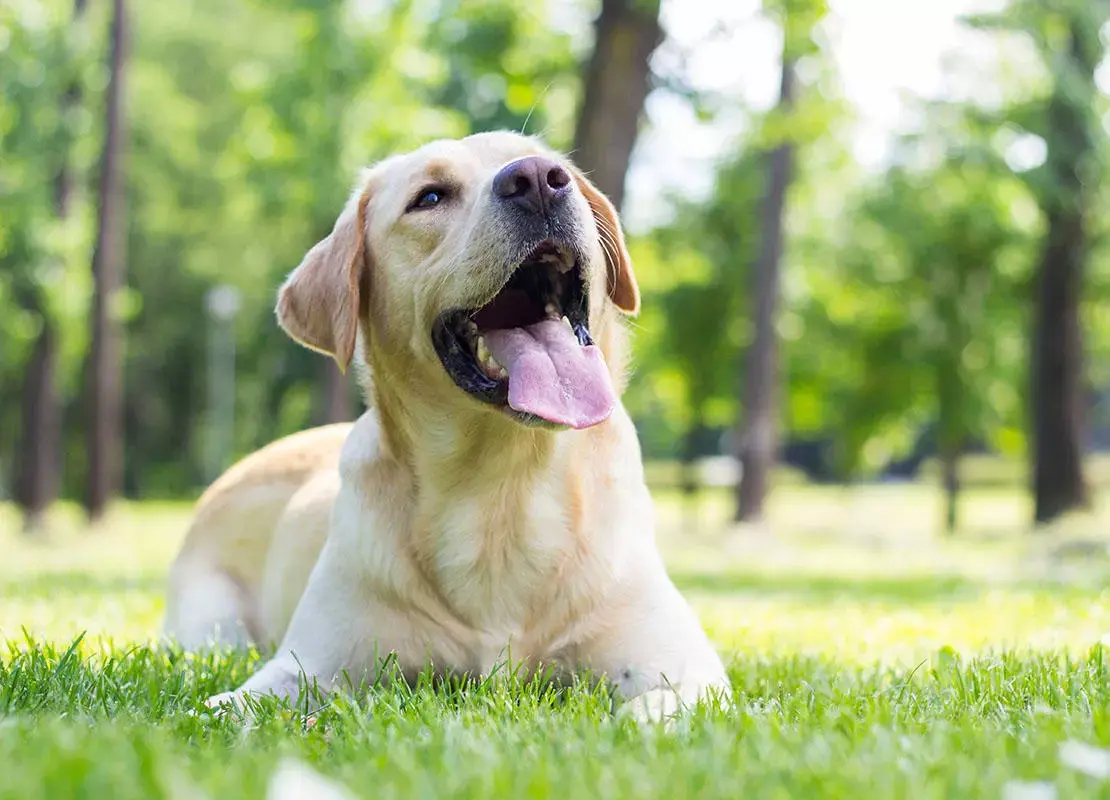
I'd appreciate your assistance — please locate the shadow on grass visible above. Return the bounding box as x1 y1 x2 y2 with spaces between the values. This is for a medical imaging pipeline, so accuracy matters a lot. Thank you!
2 571 166 598
5 566 1099 607
672 572 991 603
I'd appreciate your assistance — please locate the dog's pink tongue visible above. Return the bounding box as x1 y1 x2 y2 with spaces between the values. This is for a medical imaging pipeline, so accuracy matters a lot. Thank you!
482 319 615 430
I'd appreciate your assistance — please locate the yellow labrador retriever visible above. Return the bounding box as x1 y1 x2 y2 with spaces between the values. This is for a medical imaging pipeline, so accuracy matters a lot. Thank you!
163 131 729 720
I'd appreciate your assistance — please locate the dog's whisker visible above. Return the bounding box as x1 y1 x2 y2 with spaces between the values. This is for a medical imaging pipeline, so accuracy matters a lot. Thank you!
519 82 555 137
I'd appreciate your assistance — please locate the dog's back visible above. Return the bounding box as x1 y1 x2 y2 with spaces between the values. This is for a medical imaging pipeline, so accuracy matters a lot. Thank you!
162 423 352 649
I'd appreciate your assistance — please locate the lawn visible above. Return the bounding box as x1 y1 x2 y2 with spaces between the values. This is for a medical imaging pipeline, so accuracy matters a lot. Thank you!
3 485 1110 798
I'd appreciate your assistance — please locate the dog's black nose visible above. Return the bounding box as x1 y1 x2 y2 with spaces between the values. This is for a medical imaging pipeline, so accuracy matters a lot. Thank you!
492 156 572 215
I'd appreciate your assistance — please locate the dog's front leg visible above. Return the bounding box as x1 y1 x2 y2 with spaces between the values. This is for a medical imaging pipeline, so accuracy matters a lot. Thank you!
581 574 731 724
205 538 379 715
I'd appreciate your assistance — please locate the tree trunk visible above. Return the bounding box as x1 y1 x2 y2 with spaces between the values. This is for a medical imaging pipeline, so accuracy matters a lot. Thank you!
572 0 662 210
938 441 961 535
17 326 60 532
1031 204 1089 524
17 0 88 532
680 420 703 534
1030 18 1096 526
936 342 964 535
316 360 352 424
85 0 129 522
734 57 796 523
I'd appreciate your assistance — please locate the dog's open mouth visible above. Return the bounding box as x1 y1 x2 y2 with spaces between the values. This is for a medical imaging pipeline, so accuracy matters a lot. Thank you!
431 240 616 430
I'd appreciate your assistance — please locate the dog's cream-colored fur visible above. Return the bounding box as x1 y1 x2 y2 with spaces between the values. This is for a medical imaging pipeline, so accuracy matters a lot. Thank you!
163 131 729 721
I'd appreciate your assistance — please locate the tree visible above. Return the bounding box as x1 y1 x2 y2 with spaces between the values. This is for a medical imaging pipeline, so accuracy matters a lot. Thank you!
735 0 826 523
636 154 763 515
1027 8 1104 523
848 142 1032 532
967 0 1110 524
572 0 663 209
734 57 795 523
15 0 88 532
85 0 129 521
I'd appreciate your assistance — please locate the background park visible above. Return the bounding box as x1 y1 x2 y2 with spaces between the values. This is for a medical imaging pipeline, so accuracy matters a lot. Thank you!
5 0 1110 796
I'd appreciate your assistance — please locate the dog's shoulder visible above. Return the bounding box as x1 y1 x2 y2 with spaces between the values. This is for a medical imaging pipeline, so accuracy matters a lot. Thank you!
337 410 387 481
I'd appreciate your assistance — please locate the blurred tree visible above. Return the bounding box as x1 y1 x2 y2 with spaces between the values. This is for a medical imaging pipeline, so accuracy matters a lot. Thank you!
84 0 128 521
7 0 88 530
735 0 827 523
645 154 763 501
573 0 662 208
1025 6 1104 523
969 0 1110 524
735 57 794 523
844 138 1033 531
622 13 850 486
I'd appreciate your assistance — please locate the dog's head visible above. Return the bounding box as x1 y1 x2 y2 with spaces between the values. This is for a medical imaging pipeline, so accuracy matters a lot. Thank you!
276 131 639 431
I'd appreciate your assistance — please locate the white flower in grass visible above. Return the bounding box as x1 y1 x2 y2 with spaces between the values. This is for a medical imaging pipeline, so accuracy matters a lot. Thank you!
1059 740 1110 779
1001 781 1056 800
267 758 358 800
160 767 211 800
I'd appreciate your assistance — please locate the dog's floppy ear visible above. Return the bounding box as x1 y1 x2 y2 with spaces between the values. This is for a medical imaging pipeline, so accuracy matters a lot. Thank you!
276 182 372 373
570 169 640 315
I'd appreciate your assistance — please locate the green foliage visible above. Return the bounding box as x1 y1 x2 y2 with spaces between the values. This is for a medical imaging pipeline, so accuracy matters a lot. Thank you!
0 0 96 453
815 118 1038 473
629 0 1110 480
624 153 765 454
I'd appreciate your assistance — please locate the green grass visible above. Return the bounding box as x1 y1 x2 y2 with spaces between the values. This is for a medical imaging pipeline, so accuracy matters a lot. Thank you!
4 486 1110 798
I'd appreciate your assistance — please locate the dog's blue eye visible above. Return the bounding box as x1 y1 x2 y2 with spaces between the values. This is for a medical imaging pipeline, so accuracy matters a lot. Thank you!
412 188 445 210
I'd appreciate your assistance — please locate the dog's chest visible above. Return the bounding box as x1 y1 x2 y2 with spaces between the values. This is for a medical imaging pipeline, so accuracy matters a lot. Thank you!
426 491 572 639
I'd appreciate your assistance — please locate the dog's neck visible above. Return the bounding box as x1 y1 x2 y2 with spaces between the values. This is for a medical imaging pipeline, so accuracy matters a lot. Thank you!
356 329 634 627
364 353 568 500
356 307 630 504
367 355 593 627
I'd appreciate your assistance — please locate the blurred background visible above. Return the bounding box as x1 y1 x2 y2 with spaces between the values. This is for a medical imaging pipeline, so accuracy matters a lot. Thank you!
3 0 1110 550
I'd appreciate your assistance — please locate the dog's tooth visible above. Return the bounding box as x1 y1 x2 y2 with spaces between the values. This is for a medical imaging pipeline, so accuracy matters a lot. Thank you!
562 315 572 330
475 335 506 377
496 366 508 379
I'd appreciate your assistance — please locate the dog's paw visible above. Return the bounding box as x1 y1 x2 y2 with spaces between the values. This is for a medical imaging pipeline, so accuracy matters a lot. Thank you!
617 687 684 726
201 690 267 737
202 689 261 727
205 690 243 711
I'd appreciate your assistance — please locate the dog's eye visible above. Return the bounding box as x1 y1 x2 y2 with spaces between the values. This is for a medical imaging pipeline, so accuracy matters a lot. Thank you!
409 187 447 212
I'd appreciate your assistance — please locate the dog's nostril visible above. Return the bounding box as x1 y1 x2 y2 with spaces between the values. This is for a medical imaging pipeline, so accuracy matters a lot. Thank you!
509 175 532 197
546 166 571 190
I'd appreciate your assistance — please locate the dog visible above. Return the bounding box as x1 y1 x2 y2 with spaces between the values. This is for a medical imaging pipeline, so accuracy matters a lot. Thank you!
163 131 730 721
